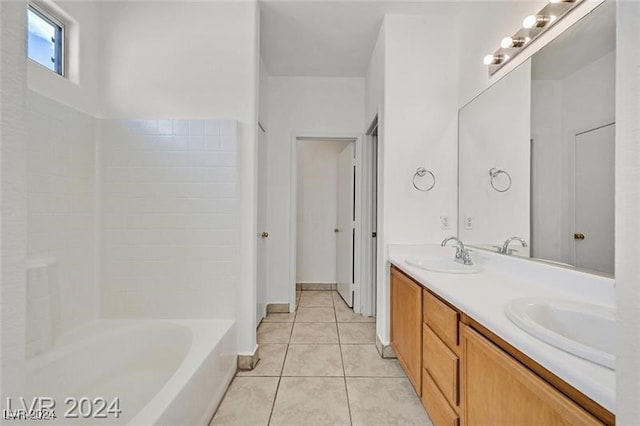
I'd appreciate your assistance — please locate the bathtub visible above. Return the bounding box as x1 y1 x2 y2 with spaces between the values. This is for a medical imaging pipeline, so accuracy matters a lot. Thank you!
24 319 236 425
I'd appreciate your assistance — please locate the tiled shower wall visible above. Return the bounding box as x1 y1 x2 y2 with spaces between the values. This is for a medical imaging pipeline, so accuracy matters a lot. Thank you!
100 119 239 318
27 91 98 339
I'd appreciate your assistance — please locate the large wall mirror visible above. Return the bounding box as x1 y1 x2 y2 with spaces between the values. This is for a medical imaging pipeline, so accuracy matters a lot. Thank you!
458 0 615 276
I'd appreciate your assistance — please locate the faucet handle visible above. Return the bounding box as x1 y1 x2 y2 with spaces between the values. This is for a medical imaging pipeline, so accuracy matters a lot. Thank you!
461 249 473 265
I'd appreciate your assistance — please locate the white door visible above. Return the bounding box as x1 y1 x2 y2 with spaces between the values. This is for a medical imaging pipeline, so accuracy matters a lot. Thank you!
256 124 268 324
574 124 615 274
337 143 354 306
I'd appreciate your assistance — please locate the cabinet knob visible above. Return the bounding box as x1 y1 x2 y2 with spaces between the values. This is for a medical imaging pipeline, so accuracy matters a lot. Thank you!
261 232 269 238
574 233 585 240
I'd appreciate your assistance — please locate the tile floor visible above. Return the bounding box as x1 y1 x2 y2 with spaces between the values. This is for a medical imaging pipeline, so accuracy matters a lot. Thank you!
210 290 433 426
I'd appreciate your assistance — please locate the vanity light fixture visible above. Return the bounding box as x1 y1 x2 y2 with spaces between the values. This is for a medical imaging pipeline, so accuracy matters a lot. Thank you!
484 0 583 76
483 54 508 65
523 14 552 29
500 36 529 49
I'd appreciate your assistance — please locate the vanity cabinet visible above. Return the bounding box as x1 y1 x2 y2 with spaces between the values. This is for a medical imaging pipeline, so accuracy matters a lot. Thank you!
422 289 460 426
390 267 422 394
389 266 612 426
461 324 602 426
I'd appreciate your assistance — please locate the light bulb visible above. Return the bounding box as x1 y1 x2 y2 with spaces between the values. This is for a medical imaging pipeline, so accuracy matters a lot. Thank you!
523 15 538 29
501 37 514 49
483 54 508 66
523 14 551 29
501 36 527 49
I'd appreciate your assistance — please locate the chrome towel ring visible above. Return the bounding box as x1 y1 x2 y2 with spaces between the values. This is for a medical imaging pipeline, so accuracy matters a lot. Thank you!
413 167 435 192
489 168 512 192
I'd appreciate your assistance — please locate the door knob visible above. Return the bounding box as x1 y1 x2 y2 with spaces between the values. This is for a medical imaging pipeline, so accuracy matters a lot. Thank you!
574 233 585 240
261 232 269 238
334 228 340 233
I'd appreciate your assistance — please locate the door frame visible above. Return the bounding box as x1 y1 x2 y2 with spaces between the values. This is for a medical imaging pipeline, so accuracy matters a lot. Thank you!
289 132 361 313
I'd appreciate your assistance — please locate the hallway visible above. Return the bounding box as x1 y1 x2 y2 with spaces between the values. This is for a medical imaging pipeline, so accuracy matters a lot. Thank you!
211 290 431 425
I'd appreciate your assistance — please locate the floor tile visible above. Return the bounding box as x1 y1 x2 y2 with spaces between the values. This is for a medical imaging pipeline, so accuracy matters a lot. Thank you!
338 323 376 344
282 344 344 376
290 322 339 344
296 307 336 323
341 344 405 377
257 322 292 344
210 377 279 425
262 312 296 323
346 377 432 426
270 377 351 426
335 302 376 323
299 290 334 307
237 344 287 377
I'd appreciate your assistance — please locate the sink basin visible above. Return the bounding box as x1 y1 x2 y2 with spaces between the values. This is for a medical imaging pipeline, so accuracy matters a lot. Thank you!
505 298 615 369
405 256 482 274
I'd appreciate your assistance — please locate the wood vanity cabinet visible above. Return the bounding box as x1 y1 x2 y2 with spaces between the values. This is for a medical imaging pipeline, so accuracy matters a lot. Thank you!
461 324 602 426
390 267 423 394
389 266 612 426
422 289 461 426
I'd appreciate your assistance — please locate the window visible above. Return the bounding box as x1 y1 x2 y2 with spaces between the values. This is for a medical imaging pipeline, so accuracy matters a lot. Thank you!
27 4 64 76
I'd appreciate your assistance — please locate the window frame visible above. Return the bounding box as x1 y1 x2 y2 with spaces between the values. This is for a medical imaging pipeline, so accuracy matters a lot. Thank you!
27 2 66 77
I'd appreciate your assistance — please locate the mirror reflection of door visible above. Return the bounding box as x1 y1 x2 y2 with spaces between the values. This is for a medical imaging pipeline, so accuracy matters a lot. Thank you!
573 124 615 275
336 143 355 307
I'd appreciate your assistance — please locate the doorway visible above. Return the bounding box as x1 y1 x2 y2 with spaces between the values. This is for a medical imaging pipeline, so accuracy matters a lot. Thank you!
295 138 354 305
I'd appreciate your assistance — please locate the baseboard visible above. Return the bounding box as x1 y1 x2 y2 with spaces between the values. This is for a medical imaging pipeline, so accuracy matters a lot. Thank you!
266 303 290 313
237 345 260 370
376 335 397 359
296 282 337 291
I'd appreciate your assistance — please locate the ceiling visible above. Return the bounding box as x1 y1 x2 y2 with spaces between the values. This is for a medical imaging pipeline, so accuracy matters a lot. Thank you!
260 1 461 77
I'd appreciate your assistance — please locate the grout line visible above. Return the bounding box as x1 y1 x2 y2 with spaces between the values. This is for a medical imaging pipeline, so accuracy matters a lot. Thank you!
266 376 282 426
334 292 354 425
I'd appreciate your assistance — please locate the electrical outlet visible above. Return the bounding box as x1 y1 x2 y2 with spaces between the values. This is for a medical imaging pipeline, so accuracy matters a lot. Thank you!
440 216 450 230
465 216 473 230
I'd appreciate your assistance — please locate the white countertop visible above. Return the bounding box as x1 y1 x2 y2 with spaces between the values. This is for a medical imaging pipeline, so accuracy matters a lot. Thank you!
387 244 616 413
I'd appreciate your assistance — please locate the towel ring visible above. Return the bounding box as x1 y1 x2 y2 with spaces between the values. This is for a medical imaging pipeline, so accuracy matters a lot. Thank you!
489 168 512 192
412 167 435 192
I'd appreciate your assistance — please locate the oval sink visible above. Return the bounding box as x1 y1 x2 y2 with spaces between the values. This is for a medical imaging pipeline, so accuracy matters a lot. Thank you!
505 298 615 369
405 256 482 274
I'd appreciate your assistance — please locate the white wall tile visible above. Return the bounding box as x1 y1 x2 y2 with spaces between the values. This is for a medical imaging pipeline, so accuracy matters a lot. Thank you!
100 119 239 319
26 91 98 338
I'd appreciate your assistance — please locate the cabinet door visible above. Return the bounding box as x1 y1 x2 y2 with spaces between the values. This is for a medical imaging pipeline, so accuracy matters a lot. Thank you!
390 267 422 394
461 324 602 426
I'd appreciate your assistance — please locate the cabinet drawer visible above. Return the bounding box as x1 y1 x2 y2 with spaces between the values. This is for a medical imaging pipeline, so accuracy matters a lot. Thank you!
423 324 458 407
423 290 459 351
422 369 459 426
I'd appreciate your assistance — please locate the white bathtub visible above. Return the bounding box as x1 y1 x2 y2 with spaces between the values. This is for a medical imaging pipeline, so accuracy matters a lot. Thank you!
25 319 236 425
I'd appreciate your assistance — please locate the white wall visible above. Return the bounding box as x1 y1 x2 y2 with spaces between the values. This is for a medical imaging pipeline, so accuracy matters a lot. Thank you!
27 91 98 337
296 140 350 284
27 0 103 116
100 119 239 319
616 0 640 422
97 0 259 354
377 15 460 345
0 0 28 403
365 22 385 127
266 77 365 303
458 60 531 247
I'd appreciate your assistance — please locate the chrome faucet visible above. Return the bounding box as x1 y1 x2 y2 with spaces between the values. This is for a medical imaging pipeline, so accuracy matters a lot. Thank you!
500 237 528 255
441 237 473 265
